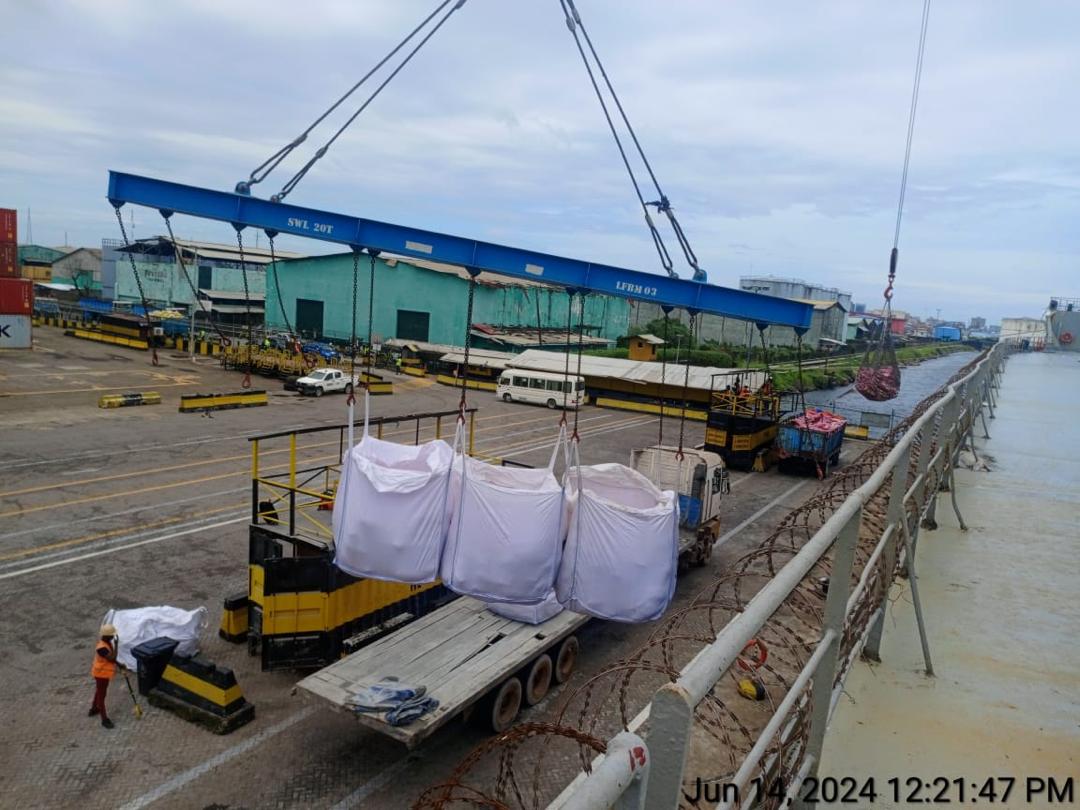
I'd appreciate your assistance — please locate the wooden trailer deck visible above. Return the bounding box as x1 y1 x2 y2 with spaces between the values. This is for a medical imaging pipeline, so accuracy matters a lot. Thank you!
297 595 588 747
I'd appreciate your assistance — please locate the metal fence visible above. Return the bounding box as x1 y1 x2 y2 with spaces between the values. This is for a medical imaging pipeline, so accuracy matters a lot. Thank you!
416 342 1007 810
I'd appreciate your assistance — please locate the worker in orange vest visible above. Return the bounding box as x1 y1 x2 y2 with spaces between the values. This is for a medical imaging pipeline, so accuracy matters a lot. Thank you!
89 624 119 729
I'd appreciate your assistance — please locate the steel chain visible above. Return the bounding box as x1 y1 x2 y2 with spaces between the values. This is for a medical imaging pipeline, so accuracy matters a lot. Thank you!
657 310 670 447
161 214 230 347
346 248 360 405
572 295 586 441
458 274 477 421
113 206 159 366
234 228 253 389
675 311 697 459
267 233 295 337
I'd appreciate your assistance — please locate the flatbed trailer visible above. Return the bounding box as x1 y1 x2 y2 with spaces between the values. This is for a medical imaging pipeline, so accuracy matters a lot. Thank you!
297 531 710 746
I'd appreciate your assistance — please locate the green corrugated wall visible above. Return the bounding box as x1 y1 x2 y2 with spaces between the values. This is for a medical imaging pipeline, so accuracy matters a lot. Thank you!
264 254 630 344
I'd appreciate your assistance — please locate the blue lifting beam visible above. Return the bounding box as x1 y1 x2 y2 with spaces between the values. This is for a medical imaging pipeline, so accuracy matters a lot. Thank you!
107 171 813 329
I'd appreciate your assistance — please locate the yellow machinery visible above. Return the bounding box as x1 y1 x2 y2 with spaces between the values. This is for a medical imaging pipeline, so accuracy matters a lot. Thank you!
224 408 475 670
704 372 787 470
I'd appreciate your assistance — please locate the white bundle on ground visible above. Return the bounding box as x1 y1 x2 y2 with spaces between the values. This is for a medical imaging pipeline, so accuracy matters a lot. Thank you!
485 590 565 625
556 463 679 623
442 454 567 604
333 435 454 584
102 606 207 672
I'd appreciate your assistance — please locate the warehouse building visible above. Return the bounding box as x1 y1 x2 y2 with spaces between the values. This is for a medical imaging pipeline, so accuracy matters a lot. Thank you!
108 236 303 326
632 297 847 349
265 253 630 347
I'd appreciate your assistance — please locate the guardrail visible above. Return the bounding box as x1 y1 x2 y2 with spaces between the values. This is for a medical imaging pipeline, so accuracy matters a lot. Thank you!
551 342 1007 810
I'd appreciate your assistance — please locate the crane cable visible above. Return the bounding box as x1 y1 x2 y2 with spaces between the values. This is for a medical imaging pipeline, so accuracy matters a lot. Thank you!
886 0 932 305
558 0 705 281
161 213 231 348
234 228 253 389
271 0 469 203
111 206 159 366
237 0 465 197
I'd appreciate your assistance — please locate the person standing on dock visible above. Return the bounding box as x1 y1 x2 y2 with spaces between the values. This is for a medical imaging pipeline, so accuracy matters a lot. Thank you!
89 624 118 729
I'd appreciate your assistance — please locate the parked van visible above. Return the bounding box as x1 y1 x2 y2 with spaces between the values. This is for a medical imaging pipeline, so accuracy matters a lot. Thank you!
496 370 585 409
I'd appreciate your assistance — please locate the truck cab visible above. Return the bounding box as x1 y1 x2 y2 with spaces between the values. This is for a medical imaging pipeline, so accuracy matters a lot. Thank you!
630 445 729 566
295 368 356 397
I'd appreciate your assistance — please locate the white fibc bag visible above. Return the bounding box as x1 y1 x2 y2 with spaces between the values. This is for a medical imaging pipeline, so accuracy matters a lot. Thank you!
333 433 454 584
441 433 568 604
556 463 679 623
103 606 207 672
486 590 565 625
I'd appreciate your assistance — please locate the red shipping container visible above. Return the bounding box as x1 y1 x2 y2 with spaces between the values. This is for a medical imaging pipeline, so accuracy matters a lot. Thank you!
0 277 33 315
0 243 17 278
0 208 15 244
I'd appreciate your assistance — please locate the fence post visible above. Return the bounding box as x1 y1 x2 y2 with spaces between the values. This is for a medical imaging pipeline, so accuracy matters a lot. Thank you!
559 732 650 810
797 507 862 807
643 684 695 810
922 394 959 531
862 444 911 662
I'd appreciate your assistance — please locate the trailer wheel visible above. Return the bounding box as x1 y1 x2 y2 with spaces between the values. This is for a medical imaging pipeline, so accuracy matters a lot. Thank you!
489 676 523 732
554 636 579 684
524 654 553 706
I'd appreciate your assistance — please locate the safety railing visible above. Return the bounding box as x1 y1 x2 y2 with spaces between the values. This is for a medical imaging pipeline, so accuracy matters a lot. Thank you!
551 342 1007 810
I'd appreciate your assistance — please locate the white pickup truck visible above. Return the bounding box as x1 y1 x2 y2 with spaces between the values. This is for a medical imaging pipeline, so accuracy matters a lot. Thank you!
295 368 358 397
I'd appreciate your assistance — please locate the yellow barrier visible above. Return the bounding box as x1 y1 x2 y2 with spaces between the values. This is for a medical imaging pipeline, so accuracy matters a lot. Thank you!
179 390 268 412
844 424 871 439
595 396 708 421
402 365 427 378
69 328 149 351
435 374 497 392
98 392 162 409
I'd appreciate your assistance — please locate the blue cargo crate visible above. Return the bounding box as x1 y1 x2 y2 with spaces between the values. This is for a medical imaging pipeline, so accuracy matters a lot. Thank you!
777 423 844 461
677 494 702 529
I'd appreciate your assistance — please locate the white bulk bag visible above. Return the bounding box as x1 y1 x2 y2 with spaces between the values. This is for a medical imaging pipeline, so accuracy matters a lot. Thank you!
486 590 565 625
441 453 567 604
102 606 207 672
557 463 679 623
333 435 454 584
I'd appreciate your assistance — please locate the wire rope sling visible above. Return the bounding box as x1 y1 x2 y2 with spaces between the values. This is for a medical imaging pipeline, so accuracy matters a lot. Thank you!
556 298 680 624
332 249 455 584
440 282 573 605
855 0 932 402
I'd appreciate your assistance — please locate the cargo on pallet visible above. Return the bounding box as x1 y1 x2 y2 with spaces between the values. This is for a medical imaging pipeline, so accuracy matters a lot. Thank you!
0 314 32 348
0 277 33 315
0 208 15 245
0 243 17 278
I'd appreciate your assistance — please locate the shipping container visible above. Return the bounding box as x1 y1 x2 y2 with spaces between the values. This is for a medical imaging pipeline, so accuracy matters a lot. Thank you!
0 243 16 277
0 208 15 244
0 277 33 315
0 314 32 349
933 325 962 341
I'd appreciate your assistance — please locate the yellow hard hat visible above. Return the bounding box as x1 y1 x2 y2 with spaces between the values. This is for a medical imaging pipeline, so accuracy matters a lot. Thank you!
100 624 117 637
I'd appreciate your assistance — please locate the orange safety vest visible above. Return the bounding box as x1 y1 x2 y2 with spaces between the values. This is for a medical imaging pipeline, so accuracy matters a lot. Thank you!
91 640 116 680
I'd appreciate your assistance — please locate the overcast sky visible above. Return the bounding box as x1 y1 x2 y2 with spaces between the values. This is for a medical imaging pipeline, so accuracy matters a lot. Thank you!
2 1 1076 323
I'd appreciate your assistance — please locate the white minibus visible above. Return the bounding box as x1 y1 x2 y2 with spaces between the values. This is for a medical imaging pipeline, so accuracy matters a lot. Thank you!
496 370 585 409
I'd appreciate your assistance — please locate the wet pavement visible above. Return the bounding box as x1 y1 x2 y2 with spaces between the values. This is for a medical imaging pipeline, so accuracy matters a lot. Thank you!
819 350 1080 806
